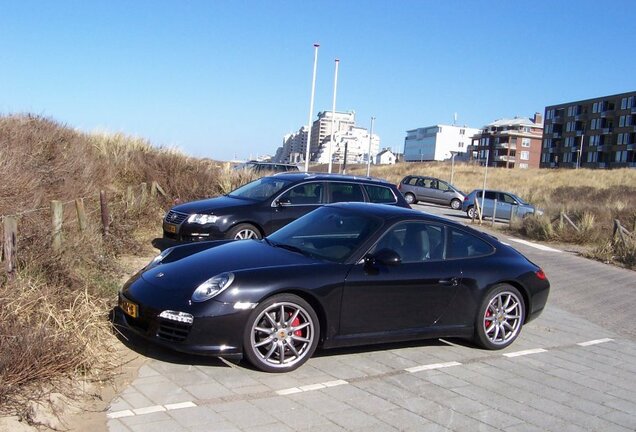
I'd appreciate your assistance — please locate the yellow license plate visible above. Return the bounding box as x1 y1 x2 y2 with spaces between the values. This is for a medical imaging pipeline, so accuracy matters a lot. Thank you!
165 224 177 234
120 298 139 318
165 223 177 234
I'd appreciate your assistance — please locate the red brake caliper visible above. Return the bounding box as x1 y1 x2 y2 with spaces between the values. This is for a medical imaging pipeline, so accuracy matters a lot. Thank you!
291 317 302 337
484 309 492 329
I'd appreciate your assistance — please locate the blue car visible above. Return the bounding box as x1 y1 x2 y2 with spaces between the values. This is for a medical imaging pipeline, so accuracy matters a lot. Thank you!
462 190 541 220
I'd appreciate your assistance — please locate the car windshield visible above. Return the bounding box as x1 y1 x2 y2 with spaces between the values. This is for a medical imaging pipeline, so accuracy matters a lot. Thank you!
514 195 529 205
228 177 293 201
267 206 383 263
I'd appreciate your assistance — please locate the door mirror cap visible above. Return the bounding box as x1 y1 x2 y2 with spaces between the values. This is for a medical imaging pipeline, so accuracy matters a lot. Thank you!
365 248 401 267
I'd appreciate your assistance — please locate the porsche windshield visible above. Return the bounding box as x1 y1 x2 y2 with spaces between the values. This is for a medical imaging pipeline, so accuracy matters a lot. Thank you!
228 177 293 201
267 206 383 263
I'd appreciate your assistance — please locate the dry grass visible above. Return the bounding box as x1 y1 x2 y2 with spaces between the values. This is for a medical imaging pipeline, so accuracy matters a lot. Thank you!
0 114 233 414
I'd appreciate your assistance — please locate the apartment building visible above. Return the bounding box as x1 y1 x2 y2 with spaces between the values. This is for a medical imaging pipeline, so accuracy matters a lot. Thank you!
314 125 380 164
274 126 308 164
541 91 636 168
470 114 543 169
309 111 356 158
404 124 480 162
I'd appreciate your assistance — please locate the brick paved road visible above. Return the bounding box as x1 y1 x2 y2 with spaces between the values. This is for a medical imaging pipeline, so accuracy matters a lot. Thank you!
107 203 636 431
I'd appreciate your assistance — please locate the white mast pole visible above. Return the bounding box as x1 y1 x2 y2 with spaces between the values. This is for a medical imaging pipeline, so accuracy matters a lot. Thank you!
304 43 319 172
328 59 339 174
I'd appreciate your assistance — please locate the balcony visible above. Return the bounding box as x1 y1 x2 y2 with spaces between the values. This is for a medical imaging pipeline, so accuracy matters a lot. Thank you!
575 114 585 121
576 130 585 136
496 155 516 162
631 107 636 115
627 144 635 151
552 132 562 138
601 127 613 134
495 142 516 150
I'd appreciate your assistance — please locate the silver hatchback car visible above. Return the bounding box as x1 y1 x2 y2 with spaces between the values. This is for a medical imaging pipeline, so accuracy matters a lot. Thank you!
398 175 465 209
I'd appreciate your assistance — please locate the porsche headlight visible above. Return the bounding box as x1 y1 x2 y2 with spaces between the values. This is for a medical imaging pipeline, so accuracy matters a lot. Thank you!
191 272 235 302
187 214 219 224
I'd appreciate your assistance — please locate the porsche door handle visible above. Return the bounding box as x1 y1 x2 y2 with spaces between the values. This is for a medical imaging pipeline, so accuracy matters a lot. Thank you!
438 277 459 286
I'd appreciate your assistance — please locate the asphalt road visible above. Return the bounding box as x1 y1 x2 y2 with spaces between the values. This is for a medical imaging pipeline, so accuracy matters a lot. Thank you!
107 203 636 432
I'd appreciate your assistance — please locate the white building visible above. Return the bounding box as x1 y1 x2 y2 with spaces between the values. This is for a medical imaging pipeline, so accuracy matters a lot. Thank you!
309 111 356 157
274 126 308 163
376 149 396 165
315 125 380 164
404 124 480 162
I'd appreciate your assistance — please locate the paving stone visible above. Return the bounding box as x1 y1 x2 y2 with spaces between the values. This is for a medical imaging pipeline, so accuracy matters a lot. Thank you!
468 409 525 429
167 406 226 428
375 408 432 430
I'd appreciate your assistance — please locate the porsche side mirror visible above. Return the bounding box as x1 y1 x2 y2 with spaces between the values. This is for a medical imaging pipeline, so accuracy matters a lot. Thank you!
365 248 401 267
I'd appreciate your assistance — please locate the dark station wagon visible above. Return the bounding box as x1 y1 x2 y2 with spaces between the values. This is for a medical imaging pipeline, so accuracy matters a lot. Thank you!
163 173 410 241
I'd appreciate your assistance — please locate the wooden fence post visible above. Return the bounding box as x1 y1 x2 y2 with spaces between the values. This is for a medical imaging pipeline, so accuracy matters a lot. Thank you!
140 182 148 207
150 181 167 199
126 186 134 211
100 191 110 235
51 200 63 252
75 198 87 232
3 216 17 280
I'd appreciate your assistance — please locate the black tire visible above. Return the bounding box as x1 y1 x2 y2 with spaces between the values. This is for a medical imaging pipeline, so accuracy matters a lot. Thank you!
466 206 476 219
450 198 462 210
228 223 261 240
243 294 320 373
474 284 525 350
404 193 417 205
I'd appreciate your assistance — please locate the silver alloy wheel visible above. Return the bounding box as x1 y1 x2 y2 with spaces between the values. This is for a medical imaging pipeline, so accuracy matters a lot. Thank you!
405 193 415 204
482 291 523 346
451 199 461 210
467 206 475 219
249 301 315 370
234 228 259 240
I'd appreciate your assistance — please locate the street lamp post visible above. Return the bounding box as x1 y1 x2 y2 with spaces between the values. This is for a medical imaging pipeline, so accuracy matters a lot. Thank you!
328 59 339 174
576 127 585 169
450 151 458 185
366 117 375 177
304 43 319 173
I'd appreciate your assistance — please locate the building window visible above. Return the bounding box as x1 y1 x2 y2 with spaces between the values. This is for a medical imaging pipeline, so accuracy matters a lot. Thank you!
541 153 547 163
545 124 553 134
546 109 554 120
520 151 529 160
543 138 551 148
519 163 529 169
622 98 628 110
616 151 626 162
460 129 465 135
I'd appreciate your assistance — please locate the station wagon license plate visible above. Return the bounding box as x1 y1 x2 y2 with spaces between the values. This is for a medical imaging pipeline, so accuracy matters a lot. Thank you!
120 297 139 318
165 223 177 234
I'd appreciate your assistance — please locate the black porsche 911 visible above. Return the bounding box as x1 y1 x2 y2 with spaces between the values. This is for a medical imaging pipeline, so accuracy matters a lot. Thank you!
116 202 549 373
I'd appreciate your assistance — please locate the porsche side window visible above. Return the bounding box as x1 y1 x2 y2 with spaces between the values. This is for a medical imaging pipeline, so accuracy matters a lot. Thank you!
447 229 493 259
372 222 444 263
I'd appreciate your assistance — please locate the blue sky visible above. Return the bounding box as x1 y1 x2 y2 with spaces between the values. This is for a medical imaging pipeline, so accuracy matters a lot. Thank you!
1 1 635 161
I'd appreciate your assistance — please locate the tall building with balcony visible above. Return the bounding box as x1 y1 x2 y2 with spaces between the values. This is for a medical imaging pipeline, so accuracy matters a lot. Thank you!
470 114 543 169
309 111 356 158
274 126 308 163
403 125 480 162
541 91 636 168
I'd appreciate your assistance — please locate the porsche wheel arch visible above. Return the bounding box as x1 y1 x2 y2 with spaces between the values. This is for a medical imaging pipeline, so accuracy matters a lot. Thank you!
493 280 530 323
261 289 328 345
